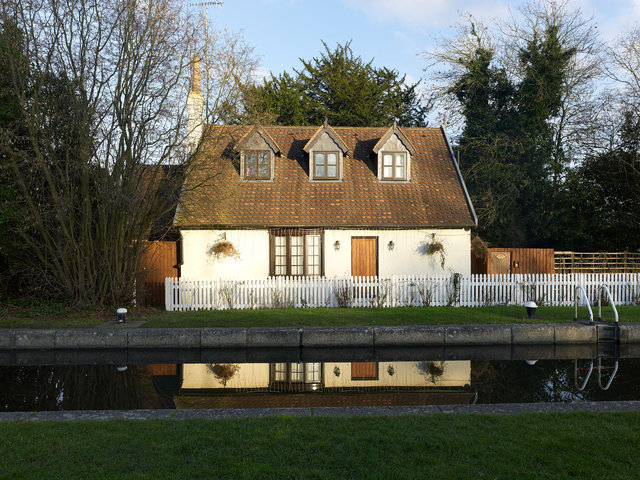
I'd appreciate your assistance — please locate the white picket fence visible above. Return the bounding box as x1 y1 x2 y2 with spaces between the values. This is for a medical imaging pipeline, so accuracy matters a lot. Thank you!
164 273 640 311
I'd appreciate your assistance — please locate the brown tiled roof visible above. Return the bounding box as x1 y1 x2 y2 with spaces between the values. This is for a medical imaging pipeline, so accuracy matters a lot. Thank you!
175 125 477 229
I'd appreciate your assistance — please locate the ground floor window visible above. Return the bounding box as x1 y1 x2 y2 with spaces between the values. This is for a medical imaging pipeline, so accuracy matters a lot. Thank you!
269 229 323 276
270 362 323 391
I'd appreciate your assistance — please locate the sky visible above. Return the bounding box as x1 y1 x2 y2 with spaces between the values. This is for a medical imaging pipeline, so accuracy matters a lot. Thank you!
201 0 640 121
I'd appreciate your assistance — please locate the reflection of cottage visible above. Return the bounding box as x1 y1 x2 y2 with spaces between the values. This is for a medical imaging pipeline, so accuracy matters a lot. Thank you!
177 361 476 409
173 62 477 281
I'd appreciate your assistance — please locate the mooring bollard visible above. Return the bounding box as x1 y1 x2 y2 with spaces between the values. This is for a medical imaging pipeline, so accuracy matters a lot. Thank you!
117 308 127 324
524 301 537 319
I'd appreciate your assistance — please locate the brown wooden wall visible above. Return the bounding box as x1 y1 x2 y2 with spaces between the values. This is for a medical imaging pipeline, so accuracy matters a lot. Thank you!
472 248 555 274
138 241 179 308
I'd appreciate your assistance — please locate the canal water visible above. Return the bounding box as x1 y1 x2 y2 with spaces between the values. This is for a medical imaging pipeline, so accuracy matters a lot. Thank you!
2 346 639 411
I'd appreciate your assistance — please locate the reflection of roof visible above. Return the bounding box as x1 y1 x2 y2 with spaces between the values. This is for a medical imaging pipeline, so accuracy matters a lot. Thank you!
175 390 477 409
176 125 477 229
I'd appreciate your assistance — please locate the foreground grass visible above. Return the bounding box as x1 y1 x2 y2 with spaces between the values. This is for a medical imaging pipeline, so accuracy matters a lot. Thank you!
1 302 638 328
2 413 640 479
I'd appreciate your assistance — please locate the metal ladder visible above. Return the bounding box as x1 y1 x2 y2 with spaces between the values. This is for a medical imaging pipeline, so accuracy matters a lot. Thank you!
574 358 619 391
573 284 620 390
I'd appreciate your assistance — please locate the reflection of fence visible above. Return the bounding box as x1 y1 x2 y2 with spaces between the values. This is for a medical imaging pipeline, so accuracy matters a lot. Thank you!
165 273 640 311
555 252 640 273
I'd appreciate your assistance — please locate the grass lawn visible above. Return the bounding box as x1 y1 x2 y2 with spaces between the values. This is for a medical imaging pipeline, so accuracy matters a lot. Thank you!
2 412 640 479
139 304 640 328
1 301 639 328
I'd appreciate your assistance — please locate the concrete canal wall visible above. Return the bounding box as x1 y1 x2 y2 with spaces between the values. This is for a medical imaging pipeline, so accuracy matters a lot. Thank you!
1 323 640 350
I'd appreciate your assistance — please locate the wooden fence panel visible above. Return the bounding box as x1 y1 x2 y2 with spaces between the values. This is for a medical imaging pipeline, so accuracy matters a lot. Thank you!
555 251 640 273
140 241 178 308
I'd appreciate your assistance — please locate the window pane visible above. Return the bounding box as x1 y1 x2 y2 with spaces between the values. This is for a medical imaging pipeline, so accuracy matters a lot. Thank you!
275 363 287 382
306 234 320 276
290 363 303 382
327 153 337 165
396 154 404 166
257 153 269 178
291 236 303 275
275 236 287 276
316 153 325 165
246 152 260 178
395 165 404 178
327 165 337 177
315 164 325 177
383 154 393 166
383 166 393 178
306 363 321 383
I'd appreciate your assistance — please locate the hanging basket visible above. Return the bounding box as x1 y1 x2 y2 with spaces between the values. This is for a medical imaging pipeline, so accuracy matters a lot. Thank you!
212 240 239 259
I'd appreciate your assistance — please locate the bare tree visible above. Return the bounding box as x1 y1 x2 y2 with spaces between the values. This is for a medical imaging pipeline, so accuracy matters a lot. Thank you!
605 28 640 132
0 0 257 305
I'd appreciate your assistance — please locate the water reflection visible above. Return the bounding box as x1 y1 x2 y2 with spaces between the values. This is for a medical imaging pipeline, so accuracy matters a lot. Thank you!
1 358 639 412
0 365 178 411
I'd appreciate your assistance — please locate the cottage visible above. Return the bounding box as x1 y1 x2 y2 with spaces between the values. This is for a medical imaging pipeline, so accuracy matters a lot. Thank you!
174 63 477 281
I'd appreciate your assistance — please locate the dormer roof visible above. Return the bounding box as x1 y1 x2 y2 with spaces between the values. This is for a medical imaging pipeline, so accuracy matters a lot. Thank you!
303 119 349 155
235 125 281 155
372 120 416 155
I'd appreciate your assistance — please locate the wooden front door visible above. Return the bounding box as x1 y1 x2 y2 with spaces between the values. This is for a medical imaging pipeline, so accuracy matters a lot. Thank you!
351 237 378 277
490 251 511 274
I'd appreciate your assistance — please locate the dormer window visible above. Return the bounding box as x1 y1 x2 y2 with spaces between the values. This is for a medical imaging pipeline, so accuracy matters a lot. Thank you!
313 152 339 180
382 152 406 180
246 150 270 179
304 119 349 182
235 125 281 182
373 122 415 183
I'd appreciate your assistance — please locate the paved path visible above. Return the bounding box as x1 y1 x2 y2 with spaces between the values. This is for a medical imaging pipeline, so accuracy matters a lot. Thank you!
2 401 640 421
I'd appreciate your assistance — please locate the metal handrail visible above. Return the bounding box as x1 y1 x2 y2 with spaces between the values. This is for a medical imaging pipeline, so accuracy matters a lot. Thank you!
597 285 619 324
597 358 619 391
574 359 594 391
574 285 594 323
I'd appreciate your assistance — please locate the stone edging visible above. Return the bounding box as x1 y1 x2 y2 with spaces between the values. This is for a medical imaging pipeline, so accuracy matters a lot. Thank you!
1 323 639 349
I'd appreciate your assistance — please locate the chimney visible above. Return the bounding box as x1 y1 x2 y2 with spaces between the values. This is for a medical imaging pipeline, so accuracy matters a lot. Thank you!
190 55 201 94
187 55 204 154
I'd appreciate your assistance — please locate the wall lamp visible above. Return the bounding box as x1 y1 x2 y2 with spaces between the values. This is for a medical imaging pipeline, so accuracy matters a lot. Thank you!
333 366 341 377
388 240 395 251
334 240 341 251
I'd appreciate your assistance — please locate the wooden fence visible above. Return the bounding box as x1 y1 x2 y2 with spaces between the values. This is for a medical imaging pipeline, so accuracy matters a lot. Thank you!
555 252 640 273
165 273 640 311
472 248 555 274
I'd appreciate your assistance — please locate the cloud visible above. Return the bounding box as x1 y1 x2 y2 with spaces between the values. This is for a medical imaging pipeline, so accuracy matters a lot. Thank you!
344 0 511 29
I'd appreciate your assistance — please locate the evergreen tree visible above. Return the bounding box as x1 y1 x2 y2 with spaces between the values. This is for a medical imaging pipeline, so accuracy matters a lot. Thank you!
245 41 430 127
446 21 576 247
515 25 575 246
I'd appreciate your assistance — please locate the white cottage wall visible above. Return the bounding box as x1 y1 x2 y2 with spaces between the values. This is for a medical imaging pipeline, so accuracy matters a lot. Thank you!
181 228 470 279
180 229 270 279
324 228 471 277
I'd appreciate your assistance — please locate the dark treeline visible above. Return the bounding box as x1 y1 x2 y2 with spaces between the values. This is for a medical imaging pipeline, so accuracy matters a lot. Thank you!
428 1 640 251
